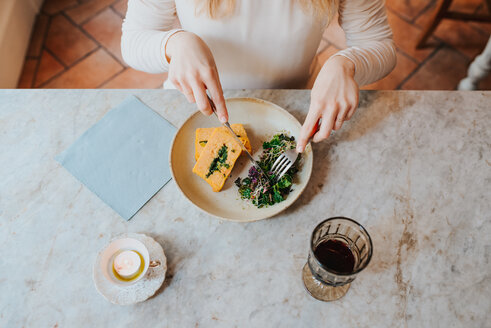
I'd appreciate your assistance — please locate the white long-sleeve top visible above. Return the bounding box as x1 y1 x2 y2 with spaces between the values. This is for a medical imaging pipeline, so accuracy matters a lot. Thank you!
121 0 396 89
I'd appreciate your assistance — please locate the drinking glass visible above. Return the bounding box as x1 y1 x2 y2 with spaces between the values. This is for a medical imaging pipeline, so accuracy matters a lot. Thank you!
302 217 373 301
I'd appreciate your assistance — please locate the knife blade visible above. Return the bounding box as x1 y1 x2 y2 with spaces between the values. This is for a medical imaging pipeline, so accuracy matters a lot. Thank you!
206 95 269 179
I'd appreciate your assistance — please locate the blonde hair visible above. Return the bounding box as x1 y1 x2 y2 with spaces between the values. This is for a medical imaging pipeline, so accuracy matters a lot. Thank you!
196 0 338 21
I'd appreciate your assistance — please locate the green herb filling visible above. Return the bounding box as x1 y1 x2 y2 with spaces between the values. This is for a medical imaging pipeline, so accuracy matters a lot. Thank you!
206 144 229 178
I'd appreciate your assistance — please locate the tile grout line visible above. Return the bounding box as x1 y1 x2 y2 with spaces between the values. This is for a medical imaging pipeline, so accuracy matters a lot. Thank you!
397 41 474 90
409 0 437 25
385 5 446 57
397 49 419 65
385 5 421 25
38 47 102 88
77 4 115 26
35 47 69 88
429 33 481 62
109 5 125 19
393 44 435 69
43 47 68 70
109 0 128 19
392 2 489 62
41 2 80 17
386 5 482 63
95 67 127 89
110 0 124 8
62 11 127 68
31 14 54 88
467 3 491 36
395 44 444 89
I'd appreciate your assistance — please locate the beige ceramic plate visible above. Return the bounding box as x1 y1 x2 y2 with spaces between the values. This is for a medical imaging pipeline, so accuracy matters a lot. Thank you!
170 97 313 222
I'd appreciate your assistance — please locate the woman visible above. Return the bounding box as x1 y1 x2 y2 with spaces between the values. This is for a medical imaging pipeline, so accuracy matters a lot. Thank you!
121 0 396 152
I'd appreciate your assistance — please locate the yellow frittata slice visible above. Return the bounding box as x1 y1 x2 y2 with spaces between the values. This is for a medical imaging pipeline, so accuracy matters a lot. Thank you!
194 124 252 161
192 128 242 192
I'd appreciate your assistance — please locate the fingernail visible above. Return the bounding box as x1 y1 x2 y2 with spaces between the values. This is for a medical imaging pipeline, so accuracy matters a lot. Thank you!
219 116 227 123
296 145 303 153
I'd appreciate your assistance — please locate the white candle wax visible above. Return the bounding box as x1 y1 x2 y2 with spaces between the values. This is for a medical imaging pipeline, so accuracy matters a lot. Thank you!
113 250 141 279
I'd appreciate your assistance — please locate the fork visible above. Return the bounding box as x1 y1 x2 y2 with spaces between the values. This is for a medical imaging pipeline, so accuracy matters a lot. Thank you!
270 147 299 181
270 122 319 181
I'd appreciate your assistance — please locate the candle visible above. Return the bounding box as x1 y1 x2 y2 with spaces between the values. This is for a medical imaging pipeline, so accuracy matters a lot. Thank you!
113 250 141 279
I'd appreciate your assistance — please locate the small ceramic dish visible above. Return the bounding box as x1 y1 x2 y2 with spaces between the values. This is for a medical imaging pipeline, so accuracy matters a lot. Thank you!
170 97 313 222
99 237 156 287
93 233 167 305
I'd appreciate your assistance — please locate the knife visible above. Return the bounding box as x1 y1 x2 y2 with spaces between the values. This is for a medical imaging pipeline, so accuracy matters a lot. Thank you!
206 95 269 179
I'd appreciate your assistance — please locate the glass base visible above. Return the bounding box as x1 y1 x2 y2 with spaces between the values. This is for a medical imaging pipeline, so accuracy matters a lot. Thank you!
302 263 350 302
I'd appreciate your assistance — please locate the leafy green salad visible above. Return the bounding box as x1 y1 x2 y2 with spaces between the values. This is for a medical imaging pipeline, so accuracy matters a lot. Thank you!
234 134 300 208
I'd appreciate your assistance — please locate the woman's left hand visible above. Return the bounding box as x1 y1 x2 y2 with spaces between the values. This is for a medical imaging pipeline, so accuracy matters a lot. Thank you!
296 56 359 153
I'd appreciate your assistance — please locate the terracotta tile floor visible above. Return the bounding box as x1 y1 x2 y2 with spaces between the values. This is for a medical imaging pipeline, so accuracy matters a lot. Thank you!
18 0 491 90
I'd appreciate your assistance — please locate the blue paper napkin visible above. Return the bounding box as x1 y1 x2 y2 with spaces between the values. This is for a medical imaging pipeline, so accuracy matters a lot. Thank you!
56 96 176 220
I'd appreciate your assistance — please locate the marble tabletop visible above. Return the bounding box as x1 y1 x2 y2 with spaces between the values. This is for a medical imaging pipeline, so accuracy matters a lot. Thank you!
0 90 490 327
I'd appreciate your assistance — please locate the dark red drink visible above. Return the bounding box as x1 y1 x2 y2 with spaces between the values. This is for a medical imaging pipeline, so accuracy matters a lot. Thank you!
314 239 355 274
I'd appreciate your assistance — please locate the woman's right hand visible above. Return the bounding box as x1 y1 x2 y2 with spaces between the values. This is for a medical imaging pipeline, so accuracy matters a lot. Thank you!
165 31 228 123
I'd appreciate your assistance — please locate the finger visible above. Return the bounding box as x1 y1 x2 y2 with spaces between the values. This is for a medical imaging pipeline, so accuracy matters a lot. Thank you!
204 70 228 123
333 105 350 130
180 81 195 103
172 79 182 92
346 94 359 120
333 113 345 131
312 104 338 143
346 104 357 120
168 74 180 90
297 105 321 153
190 81 212 115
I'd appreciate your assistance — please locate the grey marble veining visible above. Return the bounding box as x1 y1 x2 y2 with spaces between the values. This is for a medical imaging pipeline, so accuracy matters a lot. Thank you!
0 90 490 327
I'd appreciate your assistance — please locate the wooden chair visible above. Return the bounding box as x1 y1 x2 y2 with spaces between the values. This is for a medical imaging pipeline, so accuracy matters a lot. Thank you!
416 0 491 49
